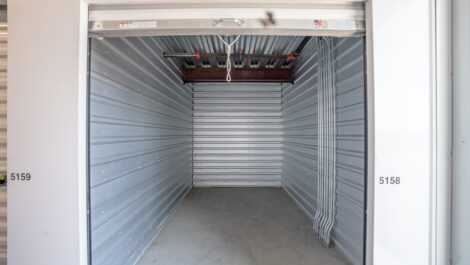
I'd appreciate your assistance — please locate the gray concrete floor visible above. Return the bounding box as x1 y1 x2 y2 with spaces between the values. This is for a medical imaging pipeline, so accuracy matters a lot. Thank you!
136 188 349 265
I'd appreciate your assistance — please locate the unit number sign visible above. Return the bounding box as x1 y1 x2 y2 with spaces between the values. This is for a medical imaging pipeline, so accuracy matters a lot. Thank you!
378 176 400 185
10 172 32 181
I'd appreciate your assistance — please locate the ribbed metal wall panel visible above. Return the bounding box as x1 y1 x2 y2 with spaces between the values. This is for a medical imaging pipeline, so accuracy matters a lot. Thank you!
0 9 6 265
89 37 193 265
281 39 318 221
331 37 365 265
281 37 365 265
193 83 282 187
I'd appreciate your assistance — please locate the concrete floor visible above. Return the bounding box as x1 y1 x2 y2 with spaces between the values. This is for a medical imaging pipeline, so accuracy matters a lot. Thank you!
136 188 349 265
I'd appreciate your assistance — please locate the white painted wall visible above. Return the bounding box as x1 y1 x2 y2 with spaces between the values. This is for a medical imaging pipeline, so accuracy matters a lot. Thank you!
371 0 436 264
8 1 88 265
452 0 470 264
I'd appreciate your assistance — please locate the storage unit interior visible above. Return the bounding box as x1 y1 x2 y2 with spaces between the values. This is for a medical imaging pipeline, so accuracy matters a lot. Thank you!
89 34 366 265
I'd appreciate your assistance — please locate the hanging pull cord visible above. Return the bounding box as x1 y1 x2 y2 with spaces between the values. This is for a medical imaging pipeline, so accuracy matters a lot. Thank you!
217 35 241 82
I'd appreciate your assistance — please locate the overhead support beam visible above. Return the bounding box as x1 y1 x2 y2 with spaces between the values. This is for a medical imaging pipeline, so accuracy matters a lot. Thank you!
88 6 365 37
163 36 311 62
183 68 294 83
163 52 288 60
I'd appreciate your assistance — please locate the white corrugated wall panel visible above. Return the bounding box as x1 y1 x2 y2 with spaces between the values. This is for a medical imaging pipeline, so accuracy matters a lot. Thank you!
0 7 6 265
89 37 193 265
281 37 365 265
193 83 282 187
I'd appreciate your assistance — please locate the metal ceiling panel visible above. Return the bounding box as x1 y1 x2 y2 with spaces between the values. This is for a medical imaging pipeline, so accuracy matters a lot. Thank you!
155 35 305 69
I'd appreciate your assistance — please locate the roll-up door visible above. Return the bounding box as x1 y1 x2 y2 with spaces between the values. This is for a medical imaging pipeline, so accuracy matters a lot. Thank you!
88 2 365 38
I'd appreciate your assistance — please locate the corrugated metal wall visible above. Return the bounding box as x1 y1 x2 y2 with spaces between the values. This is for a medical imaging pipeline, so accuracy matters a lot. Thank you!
193 83 282 187
331 37 365 265
281 39 318 221
0 8 6 265
89 37 193 265
281 37 365 265
88 35 365 265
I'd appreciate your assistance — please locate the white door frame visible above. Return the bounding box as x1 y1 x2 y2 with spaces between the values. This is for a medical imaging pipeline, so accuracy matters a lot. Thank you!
369 0 451 264
85 2 371 264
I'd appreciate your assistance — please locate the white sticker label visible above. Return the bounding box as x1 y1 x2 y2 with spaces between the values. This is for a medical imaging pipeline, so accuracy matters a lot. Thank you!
119 21 157 29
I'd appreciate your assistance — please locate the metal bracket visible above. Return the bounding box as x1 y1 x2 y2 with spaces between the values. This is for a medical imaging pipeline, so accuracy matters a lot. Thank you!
212 18 246 28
